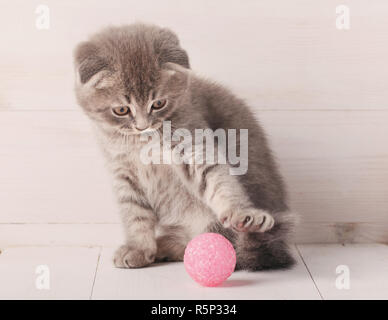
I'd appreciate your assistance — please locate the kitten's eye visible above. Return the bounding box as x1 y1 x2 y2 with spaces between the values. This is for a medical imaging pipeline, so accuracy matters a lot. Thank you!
112 106 130 116
151 99 167 111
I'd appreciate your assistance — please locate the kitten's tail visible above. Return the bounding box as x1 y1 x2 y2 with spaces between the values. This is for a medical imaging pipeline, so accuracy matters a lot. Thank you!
235 210 299 271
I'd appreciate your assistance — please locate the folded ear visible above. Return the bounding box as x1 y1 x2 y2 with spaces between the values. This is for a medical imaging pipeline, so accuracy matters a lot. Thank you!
73 41 112 87
162 62 190 74
162 62 191 92
154 28 190 69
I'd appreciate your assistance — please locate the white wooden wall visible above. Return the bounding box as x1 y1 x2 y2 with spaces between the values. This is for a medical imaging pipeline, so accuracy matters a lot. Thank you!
1 0 387 244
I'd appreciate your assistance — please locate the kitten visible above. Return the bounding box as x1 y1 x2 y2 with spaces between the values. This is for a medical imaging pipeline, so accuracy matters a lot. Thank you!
74 23 296 270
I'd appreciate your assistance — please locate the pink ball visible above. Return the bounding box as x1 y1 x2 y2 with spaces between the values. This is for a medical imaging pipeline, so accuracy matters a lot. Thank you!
184 233 236 287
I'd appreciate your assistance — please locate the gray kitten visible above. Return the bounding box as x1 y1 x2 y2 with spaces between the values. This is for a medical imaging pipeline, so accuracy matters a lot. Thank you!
74 23 296 270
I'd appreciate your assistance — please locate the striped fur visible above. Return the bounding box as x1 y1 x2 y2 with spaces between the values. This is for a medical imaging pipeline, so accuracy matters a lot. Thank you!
74 23 296 270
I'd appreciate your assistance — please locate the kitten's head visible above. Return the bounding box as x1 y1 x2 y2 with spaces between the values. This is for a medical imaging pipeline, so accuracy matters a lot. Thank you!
74 23 190 135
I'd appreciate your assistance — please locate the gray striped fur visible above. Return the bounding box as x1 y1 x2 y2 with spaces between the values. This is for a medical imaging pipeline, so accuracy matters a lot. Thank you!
74 23 296 270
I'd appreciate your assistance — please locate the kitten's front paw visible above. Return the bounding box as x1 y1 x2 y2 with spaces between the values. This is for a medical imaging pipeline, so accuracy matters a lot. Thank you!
220 208 275 233
113 245 156 268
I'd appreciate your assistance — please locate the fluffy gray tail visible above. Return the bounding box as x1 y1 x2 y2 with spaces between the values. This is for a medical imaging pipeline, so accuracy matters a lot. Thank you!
208 211 298 271
235 211 298 271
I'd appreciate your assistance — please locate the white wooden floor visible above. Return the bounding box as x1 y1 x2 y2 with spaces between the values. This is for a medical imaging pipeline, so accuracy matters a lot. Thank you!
0 244 387 300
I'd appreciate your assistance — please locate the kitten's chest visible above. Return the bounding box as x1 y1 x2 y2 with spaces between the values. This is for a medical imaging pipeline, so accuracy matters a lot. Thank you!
104 138 189 210
122 151 181 201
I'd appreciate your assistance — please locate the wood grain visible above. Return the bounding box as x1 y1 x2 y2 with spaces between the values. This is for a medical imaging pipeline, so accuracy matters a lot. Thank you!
1 222 386 246
92 245 320 299
1 0 387 243
0 0 387 110
0 110 387 243
298 244 388 299
0 246 100 299
0 111 119 223
258 110 388 224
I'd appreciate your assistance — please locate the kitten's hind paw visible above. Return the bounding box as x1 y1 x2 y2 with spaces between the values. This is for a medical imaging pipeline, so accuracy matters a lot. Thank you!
220 208 275 233
113 244 155 268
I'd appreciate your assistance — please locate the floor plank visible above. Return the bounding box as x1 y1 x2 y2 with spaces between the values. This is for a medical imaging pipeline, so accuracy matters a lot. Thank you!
0 224 123 247
0 246 100 299
92 245 320 300
298 244 388 299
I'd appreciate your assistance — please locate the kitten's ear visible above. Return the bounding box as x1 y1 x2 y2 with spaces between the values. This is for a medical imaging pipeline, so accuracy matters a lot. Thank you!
154 28 190 69
162 62 190 75
73 41 113 88
162 62 191 91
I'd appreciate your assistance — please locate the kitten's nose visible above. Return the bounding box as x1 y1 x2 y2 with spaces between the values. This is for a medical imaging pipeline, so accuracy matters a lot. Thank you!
135 115 149 131
135 122 149 131
136 125 149 131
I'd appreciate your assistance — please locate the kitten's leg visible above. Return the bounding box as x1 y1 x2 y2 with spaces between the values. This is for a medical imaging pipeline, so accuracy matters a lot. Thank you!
112 173 157 268
155 233 187 262
173 162 274 233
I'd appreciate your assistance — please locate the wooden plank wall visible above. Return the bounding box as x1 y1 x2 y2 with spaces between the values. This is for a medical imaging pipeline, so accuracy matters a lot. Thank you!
0 0 387 243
